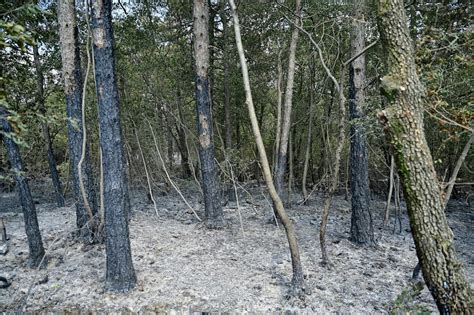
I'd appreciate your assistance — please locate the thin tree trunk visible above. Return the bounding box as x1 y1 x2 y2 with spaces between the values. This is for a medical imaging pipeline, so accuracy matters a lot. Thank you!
377 0 472 311
91 0 136 292
302 60 315 201
229 0 304 293
274 0 302 200
193 0 223 228
443 132 473 209
320 71 346 266
0 107 45 268
33 45 64 207
383 154 395 227
222 7 232 150
58 0 97 239
273 47 283 173
348 1 374 245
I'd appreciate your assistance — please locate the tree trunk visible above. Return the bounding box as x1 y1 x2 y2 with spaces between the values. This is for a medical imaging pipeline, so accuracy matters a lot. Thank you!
377 0 473 311
57 0 98 238
33 45 64 207
274 0 302 201
91 0 136 292
0 107 45 268
302 59 315 201
348 1 374 245
193 0 223 228
229 0 304 294
222 8 232 150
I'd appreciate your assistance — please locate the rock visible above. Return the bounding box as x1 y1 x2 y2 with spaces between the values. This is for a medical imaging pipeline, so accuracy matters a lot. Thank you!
0 242 9 255
36 273 49 285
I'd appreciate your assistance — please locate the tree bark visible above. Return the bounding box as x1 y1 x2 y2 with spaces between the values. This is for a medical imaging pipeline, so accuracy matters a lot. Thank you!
229 0 304 293
274 0 302 201
302 59 315 201
348 1 374 245
91 0 136 292
222 7 232 150
0 107 45 268
33 45 64 207
193 0 223 229
57 0 98 238
377 0 473 311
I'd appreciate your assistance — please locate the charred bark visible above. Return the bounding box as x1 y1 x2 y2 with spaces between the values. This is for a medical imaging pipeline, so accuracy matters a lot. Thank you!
58 0 98 238
91 0 136 292
193 0 223 228
33 45 64 207
348 2 374 245
0 107 45 268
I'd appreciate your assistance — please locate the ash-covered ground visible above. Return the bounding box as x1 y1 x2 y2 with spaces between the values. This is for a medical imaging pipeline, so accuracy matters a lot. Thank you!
1 180 473 313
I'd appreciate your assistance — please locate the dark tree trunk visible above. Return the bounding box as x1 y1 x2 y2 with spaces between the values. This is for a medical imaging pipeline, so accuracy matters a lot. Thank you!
33 45 64 207
0 108 45 268
377 0 473 312
193 0 223 229
175 87 192 178
349 1 374 245
91 0 136 292
58 0 97 238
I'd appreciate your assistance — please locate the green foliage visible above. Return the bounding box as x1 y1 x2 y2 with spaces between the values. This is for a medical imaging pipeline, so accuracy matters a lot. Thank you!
389 282 431 315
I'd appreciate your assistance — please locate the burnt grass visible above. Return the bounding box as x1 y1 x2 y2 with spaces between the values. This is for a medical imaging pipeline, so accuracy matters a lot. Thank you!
1 179 473 313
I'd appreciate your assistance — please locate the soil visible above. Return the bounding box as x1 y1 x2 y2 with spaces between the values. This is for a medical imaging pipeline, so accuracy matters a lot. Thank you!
0 180 473 313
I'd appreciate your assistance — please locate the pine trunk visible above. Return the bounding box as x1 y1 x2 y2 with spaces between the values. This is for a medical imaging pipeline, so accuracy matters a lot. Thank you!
193 0 223 228
0 107 45 268
349 2 374 245
91 0 136 292
33 45 64 207
57 0 98 238
377 0 473 311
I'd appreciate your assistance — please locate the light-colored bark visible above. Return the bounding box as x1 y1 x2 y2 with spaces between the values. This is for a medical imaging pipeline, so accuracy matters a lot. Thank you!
377 0 473 311
274 0 302 199
229 0 304 292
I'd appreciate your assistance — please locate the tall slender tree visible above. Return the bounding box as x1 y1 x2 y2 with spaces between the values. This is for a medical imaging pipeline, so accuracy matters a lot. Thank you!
229 0 304 294
90 0 136 292
274 0 302 201
33 45 64 207
57 0 98 239
377 0 473 311
348 0 374 245
193 0 223 228
0 107 45 268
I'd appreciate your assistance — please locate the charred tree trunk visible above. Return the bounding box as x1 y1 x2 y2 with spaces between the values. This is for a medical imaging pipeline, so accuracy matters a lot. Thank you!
91 0 136 292
193 0 223 228
33 45 64 207
58 0 98 238
348 2 374 245
377 0 473 311
0 107 45 268
274 0 301 201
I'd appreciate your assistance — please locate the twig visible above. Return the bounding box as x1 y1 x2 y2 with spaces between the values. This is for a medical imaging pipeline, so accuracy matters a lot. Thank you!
146 120 202 221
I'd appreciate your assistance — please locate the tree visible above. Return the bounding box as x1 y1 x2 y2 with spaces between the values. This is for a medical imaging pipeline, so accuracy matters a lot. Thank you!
193 0 224 228
229 0 304 294
57 0 98 239
274 0 301 201
90 0 136 292
376 0 473 312
33 44 64 208
0 107 45 268
348 0 374 245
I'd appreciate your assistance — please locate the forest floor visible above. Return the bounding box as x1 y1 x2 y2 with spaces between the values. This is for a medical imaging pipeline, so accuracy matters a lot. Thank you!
0 179 473 313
